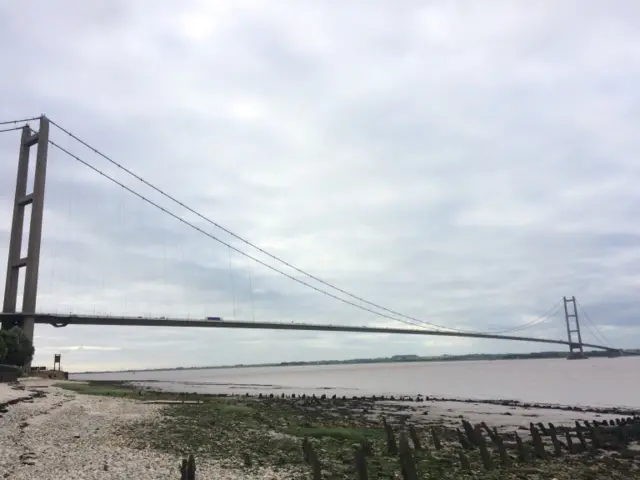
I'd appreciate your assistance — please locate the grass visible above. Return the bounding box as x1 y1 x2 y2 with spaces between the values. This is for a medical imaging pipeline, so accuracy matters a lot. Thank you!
54 381 137 398
54 380 212 402
54 381 640 479
290 426 384 442
217 403 254 414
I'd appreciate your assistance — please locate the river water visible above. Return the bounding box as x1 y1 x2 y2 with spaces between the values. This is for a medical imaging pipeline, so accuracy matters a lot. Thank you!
72 357 640 410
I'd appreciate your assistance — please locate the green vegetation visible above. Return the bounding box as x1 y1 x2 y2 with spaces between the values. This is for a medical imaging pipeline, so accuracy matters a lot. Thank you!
0 335 6 362
54 380 210 402
291 426 383 442
113 395 419 477
0 326 34 367
54 381 139 397
56 381 640 479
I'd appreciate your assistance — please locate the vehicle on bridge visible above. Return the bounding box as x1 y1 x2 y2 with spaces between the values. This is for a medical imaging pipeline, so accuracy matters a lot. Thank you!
206 316 223 321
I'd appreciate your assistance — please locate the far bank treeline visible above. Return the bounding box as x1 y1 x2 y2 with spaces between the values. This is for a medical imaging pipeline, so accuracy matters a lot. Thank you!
0 327 34 367
86 349 638 375
276 351 640 366
254 350 633 368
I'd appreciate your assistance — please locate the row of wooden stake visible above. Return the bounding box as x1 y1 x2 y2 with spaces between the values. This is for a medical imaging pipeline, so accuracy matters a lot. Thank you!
176 415 640 479
301 415 640 480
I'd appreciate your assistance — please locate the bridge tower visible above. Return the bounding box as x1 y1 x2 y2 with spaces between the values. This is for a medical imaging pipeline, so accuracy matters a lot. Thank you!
2 116 50 358
563 296 587 360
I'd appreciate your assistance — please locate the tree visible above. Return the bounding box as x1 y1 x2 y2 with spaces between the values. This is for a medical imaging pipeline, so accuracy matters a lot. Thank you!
0 327 34 366
0 334 6 363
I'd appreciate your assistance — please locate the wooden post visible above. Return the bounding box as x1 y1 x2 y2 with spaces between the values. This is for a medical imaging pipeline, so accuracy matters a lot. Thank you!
458 449 471 471
302 437 311 463
431 428 442 450
398 432 419 480
302 437 322 479
616 424 628 446
536 422 548 436
529 424 547 460
575 429 589 451
588 424 602 451
383 418 398 455
354 446 369 480
514 432 529 463
475 425 494 471
360 437 373 456
548 427 563 456
187 455 195 480
461 420 477 446
497 440 511 467
565 432 574 454
409 425 422 450
481 422 499 446
179 454 196 480
457 429 472 450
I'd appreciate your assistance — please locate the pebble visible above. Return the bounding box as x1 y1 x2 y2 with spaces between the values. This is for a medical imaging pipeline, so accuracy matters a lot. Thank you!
0 382 298 479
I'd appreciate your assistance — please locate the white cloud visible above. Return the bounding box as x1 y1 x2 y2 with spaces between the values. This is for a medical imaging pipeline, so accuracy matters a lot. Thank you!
54 346 122 352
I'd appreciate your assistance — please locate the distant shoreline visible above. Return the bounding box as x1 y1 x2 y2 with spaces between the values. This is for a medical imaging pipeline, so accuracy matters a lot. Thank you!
71 348 639 375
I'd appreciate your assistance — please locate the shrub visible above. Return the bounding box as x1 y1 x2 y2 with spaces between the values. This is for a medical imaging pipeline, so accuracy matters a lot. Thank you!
0 335 6 363
0 327 34 366
0 364 20 373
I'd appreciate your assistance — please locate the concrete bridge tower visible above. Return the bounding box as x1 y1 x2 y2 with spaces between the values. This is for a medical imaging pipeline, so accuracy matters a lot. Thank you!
2 116 50 358
563 296 587 360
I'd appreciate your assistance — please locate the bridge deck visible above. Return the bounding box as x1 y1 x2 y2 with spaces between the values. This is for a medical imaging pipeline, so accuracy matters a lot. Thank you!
0 312 615 351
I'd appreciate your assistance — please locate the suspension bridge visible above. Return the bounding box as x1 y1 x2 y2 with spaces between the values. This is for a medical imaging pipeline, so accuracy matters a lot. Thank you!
0 116 621 365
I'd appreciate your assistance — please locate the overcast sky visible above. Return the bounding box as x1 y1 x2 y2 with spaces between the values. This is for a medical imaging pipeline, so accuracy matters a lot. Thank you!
1 1 638 372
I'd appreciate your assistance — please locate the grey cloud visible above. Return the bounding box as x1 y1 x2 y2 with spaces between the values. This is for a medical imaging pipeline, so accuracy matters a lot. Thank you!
1 1 639 371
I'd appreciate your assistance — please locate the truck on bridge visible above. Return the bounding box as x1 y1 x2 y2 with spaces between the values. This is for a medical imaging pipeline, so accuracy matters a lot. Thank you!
206 316 223 321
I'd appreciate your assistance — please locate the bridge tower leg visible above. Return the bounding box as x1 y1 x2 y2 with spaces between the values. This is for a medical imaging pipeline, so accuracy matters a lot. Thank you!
563 296 587 360
2 116 50 366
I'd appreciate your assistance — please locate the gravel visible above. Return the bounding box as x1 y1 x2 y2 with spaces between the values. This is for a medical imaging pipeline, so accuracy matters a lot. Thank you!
0 382 33 403
0 381 298 479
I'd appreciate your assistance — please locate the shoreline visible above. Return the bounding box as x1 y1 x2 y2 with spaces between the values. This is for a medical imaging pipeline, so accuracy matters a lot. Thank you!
2 379 639 478
69 349 640 375
128 379 640 417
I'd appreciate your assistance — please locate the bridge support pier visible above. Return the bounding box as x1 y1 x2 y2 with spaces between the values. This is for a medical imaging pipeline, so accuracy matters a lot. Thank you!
563 296 587 360
1 117 50 366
